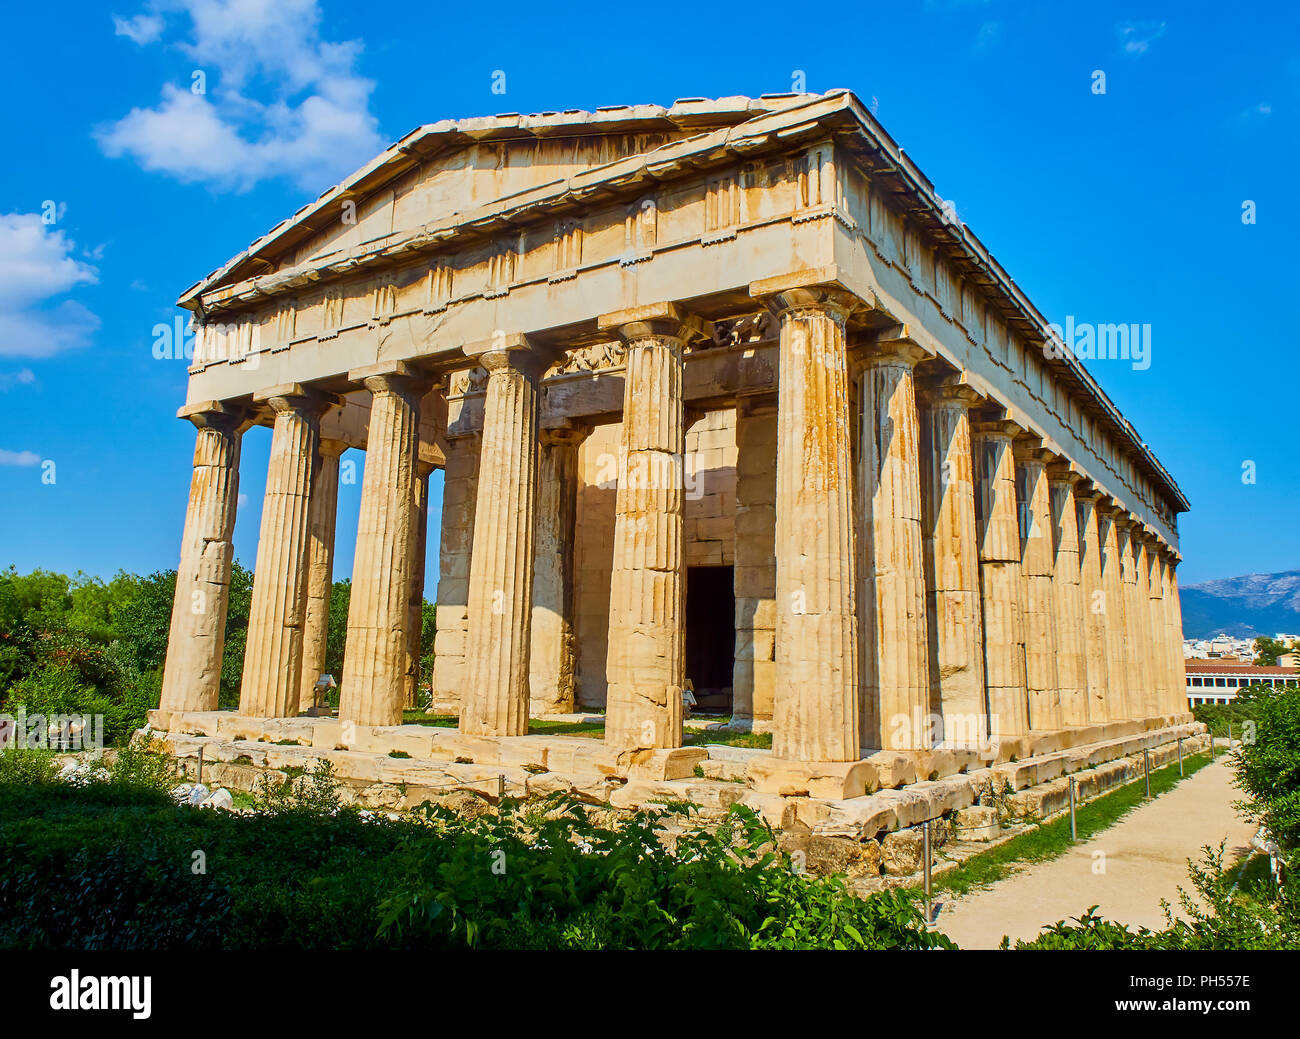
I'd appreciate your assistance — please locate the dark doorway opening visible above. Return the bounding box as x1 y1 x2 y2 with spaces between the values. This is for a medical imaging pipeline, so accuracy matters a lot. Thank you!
685 565 734 714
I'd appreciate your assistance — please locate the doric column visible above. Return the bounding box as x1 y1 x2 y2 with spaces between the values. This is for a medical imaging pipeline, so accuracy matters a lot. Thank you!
919 379 986 748
733 396 778 726
599 304 700 752
858 339 931 751
1129 530 1157 719
1075 487 1111 722
767 286 860 762
403 459 434 710
239 385 335 718
339 363 426 727
460 340 543 737
160 401 247 713
530 423 589 716
1142 534 1167 716
972 419 1028 737
1117 516 1150 719
1096 503 1133 720
431 432 480 713
1047 465 1089 725
1014 440 1060 730
1164 552 1188 715
298 438 345 713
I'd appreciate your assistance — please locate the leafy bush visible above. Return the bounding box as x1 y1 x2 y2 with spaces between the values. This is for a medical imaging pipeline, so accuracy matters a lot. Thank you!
0 748 58 786
1231 683 1300 852
0 767 948 950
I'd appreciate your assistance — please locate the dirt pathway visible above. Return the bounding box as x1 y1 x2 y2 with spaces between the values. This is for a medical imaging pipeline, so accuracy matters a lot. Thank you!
936 756 1256 949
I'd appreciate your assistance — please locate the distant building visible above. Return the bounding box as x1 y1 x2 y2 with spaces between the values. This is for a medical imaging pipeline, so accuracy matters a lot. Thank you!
1185 660 1299 706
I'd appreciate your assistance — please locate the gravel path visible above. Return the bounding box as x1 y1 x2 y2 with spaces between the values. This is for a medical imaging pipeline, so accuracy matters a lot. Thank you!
936 756 1256 949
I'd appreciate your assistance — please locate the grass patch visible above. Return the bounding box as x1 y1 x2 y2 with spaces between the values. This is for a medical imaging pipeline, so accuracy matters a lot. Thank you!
683 729 772 749
401 712 458 728
527 719 605 738
929 751 1212 898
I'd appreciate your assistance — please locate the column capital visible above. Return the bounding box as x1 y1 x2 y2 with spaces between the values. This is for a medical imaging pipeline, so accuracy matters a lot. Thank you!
597 303 709 345
748 266 872 322
971 418 1022 441
347 359 437 396
252 382 343 417
177 399 251 432
1046 460 1084 486
865 334 931 367
1074 480 1104 503
539 422 592 448
319 437 348 459
918 373 983 409
1012 433 1053 466
461 332 553 378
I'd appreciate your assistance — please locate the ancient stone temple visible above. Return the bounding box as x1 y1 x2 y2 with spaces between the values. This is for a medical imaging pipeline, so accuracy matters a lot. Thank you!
155 91 1192 801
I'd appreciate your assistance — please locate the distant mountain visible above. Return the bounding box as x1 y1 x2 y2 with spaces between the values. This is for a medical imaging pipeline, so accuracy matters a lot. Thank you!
1179 570 1300 640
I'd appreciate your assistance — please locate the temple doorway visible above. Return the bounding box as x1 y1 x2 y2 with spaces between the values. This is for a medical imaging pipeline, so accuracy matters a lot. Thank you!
685 565 734 715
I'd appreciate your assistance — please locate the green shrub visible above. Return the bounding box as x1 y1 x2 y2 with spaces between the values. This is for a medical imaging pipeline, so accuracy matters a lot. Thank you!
0 748 58 786
1231 684 1300 852
0 771 949 951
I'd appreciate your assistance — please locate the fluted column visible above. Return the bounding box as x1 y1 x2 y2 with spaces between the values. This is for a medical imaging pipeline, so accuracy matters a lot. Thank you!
859 340 931 751
530 424 589 715
240 386 334 718
1015 442 1060 730
1117 517 1150 719
919 380 986 748
298 438 344 713
1075 487 1111 721
1047 466 1089 725
769 288 860 762
339 364 426 727
1097 503 1133 720
1129 530 1157 719
160 401 247 713
459 343 543 737
600 305 699 752
1164 553 1188 715
1142 535 1167 716
404 460 434 709
972 420 1028 736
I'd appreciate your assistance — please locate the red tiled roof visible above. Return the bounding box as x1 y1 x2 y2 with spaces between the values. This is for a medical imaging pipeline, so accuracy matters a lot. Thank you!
1185 661 1299 675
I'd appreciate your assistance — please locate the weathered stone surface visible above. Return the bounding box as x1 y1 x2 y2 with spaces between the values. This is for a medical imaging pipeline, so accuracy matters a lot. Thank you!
953 805 1001 842
160 404 245 714
806 834 883 878
881 829 928 876
461 345 542 737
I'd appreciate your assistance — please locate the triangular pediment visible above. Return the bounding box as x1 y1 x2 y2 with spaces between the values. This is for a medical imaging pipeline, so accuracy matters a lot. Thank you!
183 95 824 301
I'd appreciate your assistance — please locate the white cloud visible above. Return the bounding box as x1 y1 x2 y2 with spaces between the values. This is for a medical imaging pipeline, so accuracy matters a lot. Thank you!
0 449 42 467
0 369 37 391
113 12 164 44
0 213 100 359
1118 20 1167 56
98 0 384 193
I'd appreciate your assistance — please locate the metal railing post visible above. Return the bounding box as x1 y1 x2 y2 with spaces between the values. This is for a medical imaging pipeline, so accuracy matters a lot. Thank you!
1069 776 1078 842
1143 748 1151 798
922 820 933 926
1177 736 1184 776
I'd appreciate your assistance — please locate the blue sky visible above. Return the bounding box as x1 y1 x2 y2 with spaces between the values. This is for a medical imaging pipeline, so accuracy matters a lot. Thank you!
0 0 1295 591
